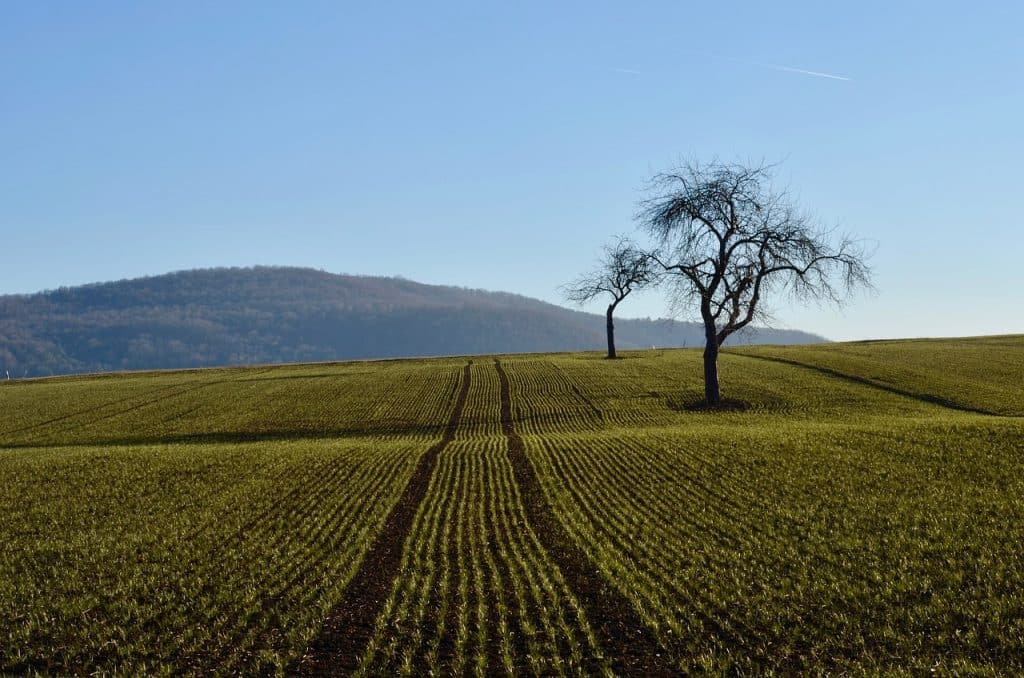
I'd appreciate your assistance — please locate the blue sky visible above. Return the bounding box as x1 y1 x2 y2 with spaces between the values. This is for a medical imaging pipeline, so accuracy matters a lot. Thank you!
2 1 1022 340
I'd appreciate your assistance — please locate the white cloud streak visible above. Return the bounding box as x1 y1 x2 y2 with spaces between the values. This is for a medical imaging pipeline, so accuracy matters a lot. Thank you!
609 67 643 75
685 50 852 82
761 63 851 81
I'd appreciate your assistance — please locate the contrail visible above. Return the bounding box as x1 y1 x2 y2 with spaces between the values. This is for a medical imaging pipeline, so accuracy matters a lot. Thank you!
686 50 852 81
762 63 851 81
609 67 643 75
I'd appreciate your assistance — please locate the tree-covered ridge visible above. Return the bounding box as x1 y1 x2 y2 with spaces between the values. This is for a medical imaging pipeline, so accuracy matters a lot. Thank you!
0 266 825 377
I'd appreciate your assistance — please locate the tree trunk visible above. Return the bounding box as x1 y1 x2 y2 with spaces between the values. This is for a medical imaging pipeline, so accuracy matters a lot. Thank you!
605 304 617 359
703 327 720 405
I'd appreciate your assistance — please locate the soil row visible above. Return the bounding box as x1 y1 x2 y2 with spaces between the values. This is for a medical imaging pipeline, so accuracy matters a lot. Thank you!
493 359 676 675
298 359 674 675
294 361 473 675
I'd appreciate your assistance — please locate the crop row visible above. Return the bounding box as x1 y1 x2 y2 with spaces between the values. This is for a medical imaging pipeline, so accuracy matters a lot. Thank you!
0 360 464 447
523 417 1024 673
451 362 503 439
355 436 604 677
499 352 941 441
0 436 429 674
732 336 1024 416
4 343 1023 674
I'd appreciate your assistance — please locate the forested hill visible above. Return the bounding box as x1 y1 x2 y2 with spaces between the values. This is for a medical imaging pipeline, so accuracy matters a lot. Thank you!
0 267 826 377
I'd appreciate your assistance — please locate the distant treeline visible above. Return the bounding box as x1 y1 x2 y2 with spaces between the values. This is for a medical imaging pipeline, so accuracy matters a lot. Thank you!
0 267 825 377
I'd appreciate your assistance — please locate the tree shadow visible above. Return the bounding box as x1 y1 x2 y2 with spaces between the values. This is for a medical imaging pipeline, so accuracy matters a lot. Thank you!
667 395 751 412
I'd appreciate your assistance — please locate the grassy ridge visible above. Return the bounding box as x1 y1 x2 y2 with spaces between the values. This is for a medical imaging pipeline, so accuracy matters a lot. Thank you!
2 337 1024 673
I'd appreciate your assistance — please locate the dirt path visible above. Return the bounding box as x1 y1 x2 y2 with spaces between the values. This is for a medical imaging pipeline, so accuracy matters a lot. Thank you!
294 361 472 676
493 359 676 676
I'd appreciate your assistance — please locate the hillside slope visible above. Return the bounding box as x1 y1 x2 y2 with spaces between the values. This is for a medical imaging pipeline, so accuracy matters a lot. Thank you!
731 335 1024 416
0 266 824 376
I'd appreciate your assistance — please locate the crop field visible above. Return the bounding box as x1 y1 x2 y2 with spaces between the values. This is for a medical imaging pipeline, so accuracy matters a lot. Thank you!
2 336 1024 674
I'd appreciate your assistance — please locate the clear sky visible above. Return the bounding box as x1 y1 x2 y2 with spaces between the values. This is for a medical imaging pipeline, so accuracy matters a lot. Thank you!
2 2 1022 341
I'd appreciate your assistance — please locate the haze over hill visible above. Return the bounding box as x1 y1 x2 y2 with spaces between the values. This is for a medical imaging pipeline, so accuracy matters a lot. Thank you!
0 267 825 377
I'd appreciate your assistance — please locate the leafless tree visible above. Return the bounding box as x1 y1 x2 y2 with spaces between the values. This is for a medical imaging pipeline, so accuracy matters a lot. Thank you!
638 160 872 406
562 238 656 359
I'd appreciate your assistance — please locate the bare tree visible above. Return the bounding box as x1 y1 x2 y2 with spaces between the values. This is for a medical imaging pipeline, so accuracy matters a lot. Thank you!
639 160 872 406
562 238 655 359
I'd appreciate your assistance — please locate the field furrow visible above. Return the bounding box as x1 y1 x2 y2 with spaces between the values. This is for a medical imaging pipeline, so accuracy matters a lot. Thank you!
0 438 423 674
494 359 674 675
732 336 1024 416
525 422 1024 673
356 436 605 677
4 338 1024 674
0 360 465 448
296 361 473 675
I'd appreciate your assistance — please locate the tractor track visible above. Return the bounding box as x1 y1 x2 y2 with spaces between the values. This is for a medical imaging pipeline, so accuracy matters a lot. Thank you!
493 359 677 676
294 361 473 676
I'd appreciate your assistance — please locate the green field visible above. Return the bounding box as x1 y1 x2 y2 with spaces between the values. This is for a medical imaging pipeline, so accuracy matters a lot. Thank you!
2 337 1024 674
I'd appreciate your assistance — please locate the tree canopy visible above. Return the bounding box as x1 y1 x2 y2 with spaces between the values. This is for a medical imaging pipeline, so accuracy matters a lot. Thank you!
638 160 873 404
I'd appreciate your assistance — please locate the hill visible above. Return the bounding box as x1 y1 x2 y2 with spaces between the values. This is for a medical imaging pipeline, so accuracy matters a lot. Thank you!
0 266 824 377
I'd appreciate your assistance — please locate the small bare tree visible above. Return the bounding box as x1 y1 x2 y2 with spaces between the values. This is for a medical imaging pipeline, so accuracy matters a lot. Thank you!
563 238 655 359
639 160 872 406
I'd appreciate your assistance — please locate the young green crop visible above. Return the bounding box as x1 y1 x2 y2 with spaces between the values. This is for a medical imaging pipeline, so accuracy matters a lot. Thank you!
0 360 466 674
0 438 422 674
2 338 1024 673
0 358 465 448
357 370 605 676
523 420 1024 673
358 440 602 678
732 335 1024 415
